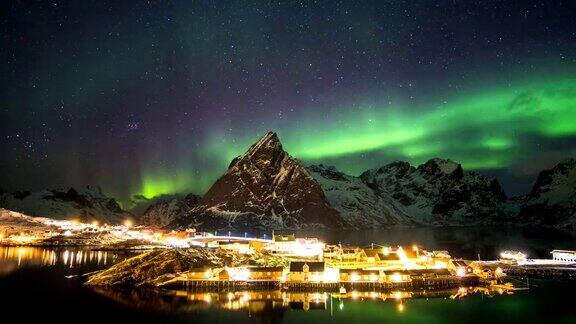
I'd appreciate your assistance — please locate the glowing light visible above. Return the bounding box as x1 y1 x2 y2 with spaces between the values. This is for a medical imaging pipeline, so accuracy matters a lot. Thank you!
390 273 403 283
63 230 72 237
396 247 415 269
123 219 133 228
369 274 378 282
351 291 359 299
228 268 250 281
434 261 447 269
456 267 467 277
495 267 504 277
323 268 339 282
500 250 527 261
204 294 212 303
165 237 190 248
204 270 212 279
351 272 360 282
397 303 405 313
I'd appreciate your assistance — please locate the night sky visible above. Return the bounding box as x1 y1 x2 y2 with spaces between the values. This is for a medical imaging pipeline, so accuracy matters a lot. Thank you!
1 1 575 205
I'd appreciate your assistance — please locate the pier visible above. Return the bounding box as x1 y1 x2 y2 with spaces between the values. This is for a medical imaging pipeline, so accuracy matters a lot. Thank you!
163 275 480 292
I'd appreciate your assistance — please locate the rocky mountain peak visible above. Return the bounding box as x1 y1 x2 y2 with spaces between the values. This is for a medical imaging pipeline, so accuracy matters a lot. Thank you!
231 131 286 176
418 158 461 177
520 158 576 228
246 131 282 156
179 132 346 230
529 158 576 199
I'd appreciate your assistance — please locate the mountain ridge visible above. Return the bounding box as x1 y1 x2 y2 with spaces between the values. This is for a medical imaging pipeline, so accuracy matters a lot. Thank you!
1 133 574 231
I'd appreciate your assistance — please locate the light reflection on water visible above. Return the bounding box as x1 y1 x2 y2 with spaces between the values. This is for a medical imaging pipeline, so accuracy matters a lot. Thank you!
92 286 519 315
0 246 126 275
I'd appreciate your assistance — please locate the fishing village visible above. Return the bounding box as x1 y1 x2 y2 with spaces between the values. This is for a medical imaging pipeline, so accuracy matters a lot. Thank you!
1 211 575 296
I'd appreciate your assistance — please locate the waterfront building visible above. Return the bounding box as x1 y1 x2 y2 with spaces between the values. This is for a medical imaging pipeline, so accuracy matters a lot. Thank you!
339 269 381 283
288 261 325 282
362 249 383 263
185 268 213 280
247 266 284 281
322 244 340 260
551 250 576 262
341 247 366 261
266 235 324 259
382 270 412 283
218 268 230 281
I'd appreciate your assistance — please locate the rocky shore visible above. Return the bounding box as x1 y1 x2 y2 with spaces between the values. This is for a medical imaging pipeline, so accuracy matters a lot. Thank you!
86 248 288 287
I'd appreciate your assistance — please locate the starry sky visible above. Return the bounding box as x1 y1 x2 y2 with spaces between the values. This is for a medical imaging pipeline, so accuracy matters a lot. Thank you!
1 0 575 205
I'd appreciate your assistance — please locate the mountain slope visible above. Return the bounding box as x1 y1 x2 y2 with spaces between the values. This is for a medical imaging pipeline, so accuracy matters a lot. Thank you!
307 164 413 228
131 193 201 228
0 186 128 224
519 158 576 229
176 132 346 230
360 158 509 225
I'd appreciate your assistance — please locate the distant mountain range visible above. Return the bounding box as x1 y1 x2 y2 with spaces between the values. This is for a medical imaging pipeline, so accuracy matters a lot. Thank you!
1 132 574 231
0 186 128 224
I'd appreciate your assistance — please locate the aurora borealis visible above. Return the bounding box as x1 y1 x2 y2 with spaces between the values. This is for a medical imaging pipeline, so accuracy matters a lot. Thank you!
1 1 575 204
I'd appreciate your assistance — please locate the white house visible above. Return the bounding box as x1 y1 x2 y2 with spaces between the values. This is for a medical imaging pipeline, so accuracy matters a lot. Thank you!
551 250 576 262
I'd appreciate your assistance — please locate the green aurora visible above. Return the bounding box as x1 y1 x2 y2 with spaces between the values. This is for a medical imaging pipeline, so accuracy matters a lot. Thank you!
136 78 576 199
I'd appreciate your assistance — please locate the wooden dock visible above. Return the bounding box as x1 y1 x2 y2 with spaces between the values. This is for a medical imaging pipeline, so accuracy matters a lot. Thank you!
165 276 479 292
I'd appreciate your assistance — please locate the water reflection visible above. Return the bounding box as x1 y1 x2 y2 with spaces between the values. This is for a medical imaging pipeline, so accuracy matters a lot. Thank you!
0 246 124 275
93 286 519 316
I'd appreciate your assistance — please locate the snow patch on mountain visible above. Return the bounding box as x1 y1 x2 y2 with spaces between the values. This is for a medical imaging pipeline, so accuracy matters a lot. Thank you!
307 164 413 228
360 159 509 225
131 193 201 228
0 186 127 224
519 158 576 229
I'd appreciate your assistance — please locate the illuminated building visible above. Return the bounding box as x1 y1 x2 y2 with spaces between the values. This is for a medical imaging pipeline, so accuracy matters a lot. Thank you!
186 268 213 280
288 261 325 282
247 266 284 281
266 234 324 259
449 260 473 276
382 270 411 283
362 249 383 263
551 250 576 263
339 269 381 283
500 250 527 263
340 247 366 262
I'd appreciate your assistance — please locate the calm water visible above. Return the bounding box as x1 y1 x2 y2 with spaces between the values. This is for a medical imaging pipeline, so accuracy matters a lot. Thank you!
1 227 575 323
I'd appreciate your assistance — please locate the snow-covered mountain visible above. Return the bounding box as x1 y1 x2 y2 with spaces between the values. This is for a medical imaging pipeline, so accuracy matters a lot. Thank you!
175 132 346 230
0 186 128 224
131 193 201 228
519 158 576 229
358 158 509 225
307 164 413 228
